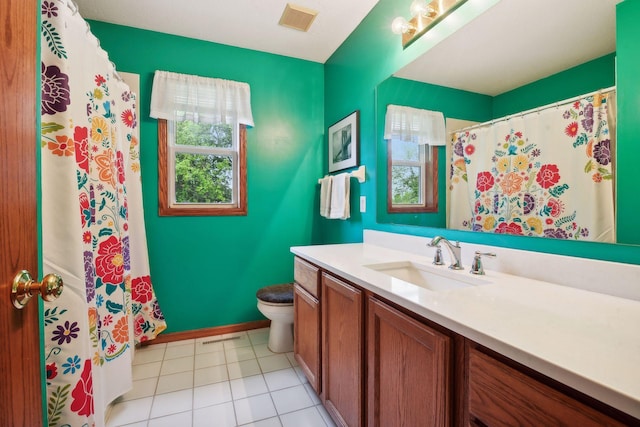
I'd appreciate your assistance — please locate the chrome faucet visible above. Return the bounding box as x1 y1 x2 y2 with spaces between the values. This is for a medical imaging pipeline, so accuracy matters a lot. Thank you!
428 236 464 270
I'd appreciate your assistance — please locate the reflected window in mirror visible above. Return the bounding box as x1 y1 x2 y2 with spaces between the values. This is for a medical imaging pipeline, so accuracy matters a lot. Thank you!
387 139 438 213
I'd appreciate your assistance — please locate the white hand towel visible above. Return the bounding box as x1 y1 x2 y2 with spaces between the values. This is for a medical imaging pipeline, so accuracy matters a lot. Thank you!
319 176 332 218
329 173 350 220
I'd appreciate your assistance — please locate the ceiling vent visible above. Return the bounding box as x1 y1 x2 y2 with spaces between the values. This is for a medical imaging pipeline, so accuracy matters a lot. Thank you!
279 3 318 32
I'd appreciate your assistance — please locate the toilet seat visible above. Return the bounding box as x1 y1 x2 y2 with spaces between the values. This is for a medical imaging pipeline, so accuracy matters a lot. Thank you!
256 283 293 304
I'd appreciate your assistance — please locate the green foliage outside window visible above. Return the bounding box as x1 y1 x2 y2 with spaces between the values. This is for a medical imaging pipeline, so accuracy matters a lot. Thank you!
174 121 234 204
392 166 420 204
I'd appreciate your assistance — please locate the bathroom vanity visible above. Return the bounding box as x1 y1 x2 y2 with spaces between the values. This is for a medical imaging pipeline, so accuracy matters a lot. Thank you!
291 231 640 427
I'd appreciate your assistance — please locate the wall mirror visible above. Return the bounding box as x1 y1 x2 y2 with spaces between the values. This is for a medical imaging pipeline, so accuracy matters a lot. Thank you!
375 0 629 244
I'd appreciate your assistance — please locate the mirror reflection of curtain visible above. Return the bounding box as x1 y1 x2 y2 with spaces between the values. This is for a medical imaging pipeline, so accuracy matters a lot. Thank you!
449 91 615 243
41 1 167 425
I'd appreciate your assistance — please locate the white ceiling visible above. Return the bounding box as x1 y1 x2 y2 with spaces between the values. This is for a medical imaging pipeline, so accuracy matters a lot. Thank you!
396 0 621 96
73 0 380 64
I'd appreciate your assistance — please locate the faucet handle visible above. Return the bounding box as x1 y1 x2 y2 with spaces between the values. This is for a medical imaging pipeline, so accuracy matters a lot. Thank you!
470 251 496 275
432 247 444 266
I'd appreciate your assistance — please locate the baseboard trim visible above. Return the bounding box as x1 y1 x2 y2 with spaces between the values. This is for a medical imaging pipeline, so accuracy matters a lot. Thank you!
141 319 271 346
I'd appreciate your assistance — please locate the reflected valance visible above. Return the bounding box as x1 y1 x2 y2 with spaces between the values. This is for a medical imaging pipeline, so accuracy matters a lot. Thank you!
384 104 445 145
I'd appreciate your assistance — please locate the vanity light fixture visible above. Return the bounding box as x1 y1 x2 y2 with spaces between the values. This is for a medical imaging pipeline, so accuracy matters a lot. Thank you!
392 0 468 48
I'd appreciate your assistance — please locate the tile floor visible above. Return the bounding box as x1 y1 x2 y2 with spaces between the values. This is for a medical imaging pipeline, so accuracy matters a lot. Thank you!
106 328 337 427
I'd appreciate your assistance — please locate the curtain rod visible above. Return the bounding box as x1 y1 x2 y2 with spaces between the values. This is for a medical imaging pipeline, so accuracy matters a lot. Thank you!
453 86 616 134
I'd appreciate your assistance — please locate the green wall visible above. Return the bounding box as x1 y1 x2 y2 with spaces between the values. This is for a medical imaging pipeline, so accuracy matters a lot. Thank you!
493 53 616 117
89 22 324 333
323 0 640 265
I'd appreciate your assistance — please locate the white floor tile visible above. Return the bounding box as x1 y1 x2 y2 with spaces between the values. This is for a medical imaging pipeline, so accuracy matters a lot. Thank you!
156 370 194 394
227 358 262 380
252 343 276 358
225 346 257 363
271 384 314 415
230 374 269 399
106 397 153 427
196 337 226 354
248 330 270 346
303 383 321 405
240 416 282 427
280 407 327 427
285 352 298 367
118 377 158 401
233 394 278 425
316 404 337 427
133 347 165 365
164 343 195 360
193 401 236 427
195 350 226 369
160 355 194 376
263 368 301 391
223 334 252 350
132 361 162 381
148 410 193 427
193 381 233 409
149 389 193 419
166 338 195 348
294 366 308 384
194 364 229 386
112 331 336 426
258 354 291 373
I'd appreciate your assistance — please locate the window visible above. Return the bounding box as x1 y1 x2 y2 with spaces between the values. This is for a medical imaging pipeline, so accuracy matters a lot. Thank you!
158 119 247 216
384 104 445 213
150 71 253 216
388 139 438 212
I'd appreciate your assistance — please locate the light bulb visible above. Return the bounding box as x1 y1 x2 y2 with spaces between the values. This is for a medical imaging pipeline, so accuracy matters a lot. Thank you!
391 16 410 35
410 0 437 18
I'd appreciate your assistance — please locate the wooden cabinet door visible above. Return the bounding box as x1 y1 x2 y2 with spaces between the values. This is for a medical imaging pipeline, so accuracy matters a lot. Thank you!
468 347 626 427
322 272 363 427
368 297 451 427
293 283 321 393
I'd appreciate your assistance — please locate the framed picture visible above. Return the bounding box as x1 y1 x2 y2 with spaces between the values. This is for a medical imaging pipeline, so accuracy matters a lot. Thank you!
328 110 359 173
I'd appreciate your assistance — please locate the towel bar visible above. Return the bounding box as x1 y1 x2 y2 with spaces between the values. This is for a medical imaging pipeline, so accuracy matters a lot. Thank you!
318 165 366 184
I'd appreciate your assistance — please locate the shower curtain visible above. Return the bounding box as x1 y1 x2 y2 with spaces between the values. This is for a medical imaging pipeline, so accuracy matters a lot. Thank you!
40 1 167 425
449 91 615 242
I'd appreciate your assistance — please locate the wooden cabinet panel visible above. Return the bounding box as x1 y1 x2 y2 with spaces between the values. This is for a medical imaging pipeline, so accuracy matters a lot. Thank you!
322 272 363 427
293 284 321 394
468 347 625 427
368 297 451 427
294 256 320 297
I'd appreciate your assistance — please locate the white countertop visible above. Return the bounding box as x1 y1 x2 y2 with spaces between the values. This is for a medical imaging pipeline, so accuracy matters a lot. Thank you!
291 241 640 419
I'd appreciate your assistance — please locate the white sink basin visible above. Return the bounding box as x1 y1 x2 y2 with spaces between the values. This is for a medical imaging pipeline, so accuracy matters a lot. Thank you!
364 261 490 292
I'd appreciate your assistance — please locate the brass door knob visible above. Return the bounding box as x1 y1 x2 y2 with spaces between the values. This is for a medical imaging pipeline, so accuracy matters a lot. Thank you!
11 270 63 309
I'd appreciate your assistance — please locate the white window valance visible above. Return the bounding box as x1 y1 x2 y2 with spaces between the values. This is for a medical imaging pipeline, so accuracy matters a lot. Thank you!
150 70 254 126
383 104 446 146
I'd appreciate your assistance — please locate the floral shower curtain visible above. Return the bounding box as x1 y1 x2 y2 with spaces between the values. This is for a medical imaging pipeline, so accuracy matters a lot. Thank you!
449 91 615 242
40 1 167 425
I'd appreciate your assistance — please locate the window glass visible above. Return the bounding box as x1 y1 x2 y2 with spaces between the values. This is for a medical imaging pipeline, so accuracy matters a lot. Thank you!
387 139 438 213
158 119 247 216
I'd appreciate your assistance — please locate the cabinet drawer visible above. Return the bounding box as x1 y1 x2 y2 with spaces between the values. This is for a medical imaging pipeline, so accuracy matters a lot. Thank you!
294 256 320 298
468 348 624 427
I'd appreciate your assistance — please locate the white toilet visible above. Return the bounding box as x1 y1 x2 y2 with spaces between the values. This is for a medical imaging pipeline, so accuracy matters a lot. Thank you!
256 283 294 353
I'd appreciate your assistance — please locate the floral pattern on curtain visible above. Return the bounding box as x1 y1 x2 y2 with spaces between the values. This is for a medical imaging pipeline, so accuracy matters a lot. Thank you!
449 92 615 242
40 1 167 425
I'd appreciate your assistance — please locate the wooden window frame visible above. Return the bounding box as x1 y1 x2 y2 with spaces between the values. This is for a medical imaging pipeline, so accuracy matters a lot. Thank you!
387 140 439 213
158 119 247 216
